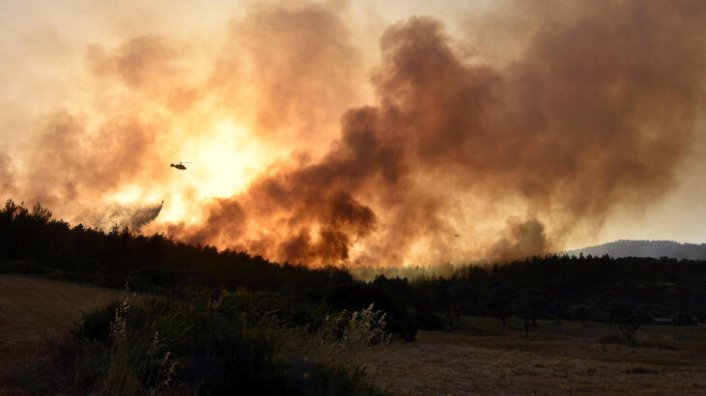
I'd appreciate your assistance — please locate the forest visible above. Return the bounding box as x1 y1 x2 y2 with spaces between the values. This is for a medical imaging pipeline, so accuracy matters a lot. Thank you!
2 199 706 394
3 199 706 333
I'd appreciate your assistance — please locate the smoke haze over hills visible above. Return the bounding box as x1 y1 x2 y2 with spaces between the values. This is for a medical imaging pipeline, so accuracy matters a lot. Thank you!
1 1 705 267
565 240 706 261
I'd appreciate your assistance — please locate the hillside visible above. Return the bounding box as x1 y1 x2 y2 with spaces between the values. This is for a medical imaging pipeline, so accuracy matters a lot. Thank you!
0 274 128 393
565 240 706 260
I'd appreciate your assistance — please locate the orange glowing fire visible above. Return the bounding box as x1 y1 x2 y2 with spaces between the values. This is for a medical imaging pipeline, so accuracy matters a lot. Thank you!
2 1 706 268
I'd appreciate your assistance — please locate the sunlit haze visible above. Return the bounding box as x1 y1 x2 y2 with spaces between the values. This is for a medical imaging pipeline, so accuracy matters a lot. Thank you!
2 0 705 267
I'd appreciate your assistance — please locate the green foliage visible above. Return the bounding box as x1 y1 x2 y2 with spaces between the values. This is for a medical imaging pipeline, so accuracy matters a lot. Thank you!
31 294 388 395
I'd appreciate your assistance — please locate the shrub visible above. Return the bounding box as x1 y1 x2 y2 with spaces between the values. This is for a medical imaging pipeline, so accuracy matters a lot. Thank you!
74 302 120 343
30 295 386 395
321 304 391 348
608 302 650 344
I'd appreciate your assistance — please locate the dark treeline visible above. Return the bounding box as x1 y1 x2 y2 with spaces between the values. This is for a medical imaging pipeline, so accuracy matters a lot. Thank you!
0 200 423 340
412 254 706 330
0 199 347 293
3 199 706 340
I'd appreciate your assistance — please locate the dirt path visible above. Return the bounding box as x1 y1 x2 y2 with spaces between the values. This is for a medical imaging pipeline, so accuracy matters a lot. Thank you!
350 331 706 395
0 274 127 391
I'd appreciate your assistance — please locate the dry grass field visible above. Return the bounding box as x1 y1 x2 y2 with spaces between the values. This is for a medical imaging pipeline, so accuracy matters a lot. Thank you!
1 274 706 395
0 274 127 393
347 318 706 395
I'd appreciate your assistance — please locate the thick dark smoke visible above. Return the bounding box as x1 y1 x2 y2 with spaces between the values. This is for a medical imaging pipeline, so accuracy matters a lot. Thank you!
5 0 365 239
489 219 549 264
170 1 706 266
5 1 706 267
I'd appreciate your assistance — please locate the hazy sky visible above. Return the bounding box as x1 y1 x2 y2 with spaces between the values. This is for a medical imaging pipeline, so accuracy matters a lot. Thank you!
1 0 705 267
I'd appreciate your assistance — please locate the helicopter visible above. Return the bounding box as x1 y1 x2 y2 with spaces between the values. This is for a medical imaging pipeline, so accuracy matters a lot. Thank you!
170 161 190 170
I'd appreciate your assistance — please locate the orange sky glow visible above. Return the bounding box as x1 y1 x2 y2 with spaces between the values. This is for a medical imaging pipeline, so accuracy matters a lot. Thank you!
1 0 705 268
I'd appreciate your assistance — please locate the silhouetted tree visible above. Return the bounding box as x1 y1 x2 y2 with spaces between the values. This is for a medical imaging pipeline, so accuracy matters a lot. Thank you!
608 302 650 344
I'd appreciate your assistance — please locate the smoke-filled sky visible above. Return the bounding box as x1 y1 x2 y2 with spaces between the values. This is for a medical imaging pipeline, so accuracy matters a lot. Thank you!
2 0 705 267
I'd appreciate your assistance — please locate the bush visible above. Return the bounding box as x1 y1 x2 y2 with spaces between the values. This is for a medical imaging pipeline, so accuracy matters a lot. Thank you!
73 302 120 343
27 295 386 395
320 304 391 348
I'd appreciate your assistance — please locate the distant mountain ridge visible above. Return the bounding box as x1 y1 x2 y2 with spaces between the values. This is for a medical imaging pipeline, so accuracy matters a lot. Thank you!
564 240 706 261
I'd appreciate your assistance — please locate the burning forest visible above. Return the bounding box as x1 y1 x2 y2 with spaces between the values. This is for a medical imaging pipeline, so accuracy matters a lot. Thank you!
1 0 705 267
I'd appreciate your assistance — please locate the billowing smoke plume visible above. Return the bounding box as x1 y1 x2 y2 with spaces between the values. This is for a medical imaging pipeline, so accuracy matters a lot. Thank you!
169 2 706 266
3 1 706 267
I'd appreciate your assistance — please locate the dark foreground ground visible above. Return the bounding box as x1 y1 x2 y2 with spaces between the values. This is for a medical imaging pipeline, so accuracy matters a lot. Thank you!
348 327 706 395
0 274 126 395
1 274 705 395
